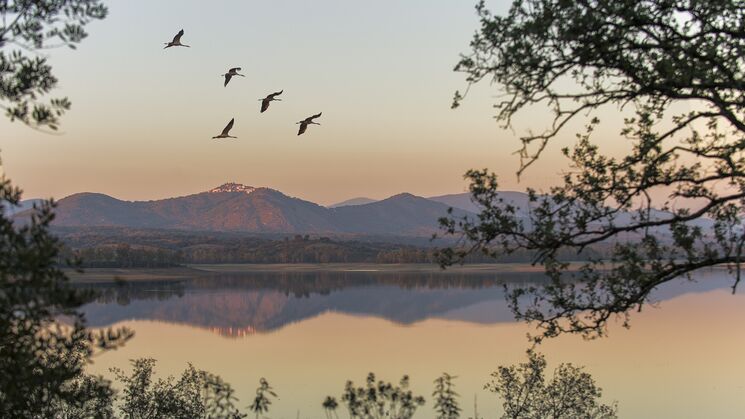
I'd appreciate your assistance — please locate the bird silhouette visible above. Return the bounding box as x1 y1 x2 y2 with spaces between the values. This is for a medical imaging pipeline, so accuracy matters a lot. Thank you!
260 90 283 113
296 113 322 136
222 67 245 87
164 29 190 48
212 118 237 139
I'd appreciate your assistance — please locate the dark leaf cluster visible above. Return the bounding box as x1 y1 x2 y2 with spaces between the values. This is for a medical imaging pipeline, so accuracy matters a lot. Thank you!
0 176 131 417
326 373 426 419
0 0 107 129
486 351 617 419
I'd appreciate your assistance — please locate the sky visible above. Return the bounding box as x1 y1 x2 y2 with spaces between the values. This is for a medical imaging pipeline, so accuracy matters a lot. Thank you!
1 0 633 205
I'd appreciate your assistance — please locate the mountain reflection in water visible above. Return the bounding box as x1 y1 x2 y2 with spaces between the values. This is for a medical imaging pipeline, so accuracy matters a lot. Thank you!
79 269 726 338
78 268 745 418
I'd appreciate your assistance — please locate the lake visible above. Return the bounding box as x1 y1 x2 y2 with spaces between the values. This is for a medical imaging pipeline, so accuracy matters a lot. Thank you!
80 266 745 418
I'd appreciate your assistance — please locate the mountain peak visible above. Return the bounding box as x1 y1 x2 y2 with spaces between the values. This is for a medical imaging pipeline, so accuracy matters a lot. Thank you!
209 183 255 194
328 197 378 208
386 192 418 200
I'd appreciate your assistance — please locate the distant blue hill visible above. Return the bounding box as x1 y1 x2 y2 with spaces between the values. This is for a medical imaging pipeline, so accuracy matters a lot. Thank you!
3 199 44 216
428 191 530 213
328 197 378 208
429 191 715 235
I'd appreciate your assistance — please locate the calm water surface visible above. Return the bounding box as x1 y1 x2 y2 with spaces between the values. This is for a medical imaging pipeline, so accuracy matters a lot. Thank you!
81 268 745 418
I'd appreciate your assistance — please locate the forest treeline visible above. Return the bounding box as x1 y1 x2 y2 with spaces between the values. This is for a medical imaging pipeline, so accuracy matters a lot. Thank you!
54 227 604 267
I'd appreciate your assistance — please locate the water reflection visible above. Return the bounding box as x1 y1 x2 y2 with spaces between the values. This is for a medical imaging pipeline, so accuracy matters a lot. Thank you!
80 268 745 418
79 269 728 338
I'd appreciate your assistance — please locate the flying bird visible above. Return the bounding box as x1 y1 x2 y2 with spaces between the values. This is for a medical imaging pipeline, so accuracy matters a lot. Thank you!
164 29 190 48
259 90 283 113
222 67 245 87
212 118 237 139
296 112 322 136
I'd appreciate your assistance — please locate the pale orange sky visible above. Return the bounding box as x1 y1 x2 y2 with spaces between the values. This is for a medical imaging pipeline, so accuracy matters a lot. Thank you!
1 0 647 205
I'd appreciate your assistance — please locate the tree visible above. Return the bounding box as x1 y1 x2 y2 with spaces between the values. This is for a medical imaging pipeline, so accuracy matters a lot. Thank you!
0 176 130 417
433 373 461 419
48 374 117 419
322 395 340 419
486 351 617 419
249 377 277 419
330 373 426 419
0 0 107 130
111 358 247 419
440 0 745 340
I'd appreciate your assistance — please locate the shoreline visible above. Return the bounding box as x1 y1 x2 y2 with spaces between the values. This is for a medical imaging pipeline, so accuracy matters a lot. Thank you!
66 262 551 283
70 261 730 283
65 266 203 283
186 262 550 273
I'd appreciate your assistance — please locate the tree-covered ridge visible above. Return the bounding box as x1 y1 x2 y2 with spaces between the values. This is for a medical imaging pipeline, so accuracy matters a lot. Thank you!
53 226 605 267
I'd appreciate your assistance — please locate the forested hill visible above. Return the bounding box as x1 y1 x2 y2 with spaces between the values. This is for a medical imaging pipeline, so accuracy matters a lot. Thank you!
54 227 604 267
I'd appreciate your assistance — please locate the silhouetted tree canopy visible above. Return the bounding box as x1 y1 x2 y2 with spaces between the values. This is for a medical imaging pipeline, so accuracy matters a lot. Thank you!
111 358 248 419
328 373 426 419
486 351 617 419
433 373 461 419
0 0 107 130
0 177 130 417
441 0 745 340
47 355 619 418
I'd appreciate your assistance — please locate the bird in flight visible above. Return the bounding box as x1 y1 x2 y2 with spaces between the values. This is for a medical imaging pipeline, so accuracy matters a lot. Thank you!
296 113 322 136
164 29 190 48
222 67 245 87
259 90 283 113
212 118 237 139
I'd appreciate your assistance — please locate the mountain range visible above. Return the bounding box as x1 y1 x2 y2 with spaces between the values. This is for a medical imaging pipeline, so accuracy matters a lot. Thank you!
15 182 713 238
42 183 479 236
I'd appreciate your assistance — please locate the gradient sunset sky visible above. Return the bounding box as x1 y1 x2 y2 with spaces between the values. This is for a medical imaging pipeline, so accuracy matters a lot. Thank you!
1 0 635 205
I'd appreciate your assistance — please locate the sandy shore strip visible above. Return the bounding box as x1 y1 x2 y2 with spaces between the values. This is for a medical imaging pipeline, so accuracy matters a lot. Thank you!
65 267 204 283
186 262 551 274
66 262 598 283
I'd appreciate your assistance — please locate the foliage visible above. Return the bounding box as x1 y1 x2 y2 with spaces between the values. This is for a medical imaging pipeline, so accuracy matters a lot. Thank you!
441 0 745 340
26 346 619 419
433 373 461 419
323 395 340 419
329 373 426 419
248 377 277 419
111 358 246 419
0 176 131 417
486 351 617 419
48 374 117 419
0 0 107 130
